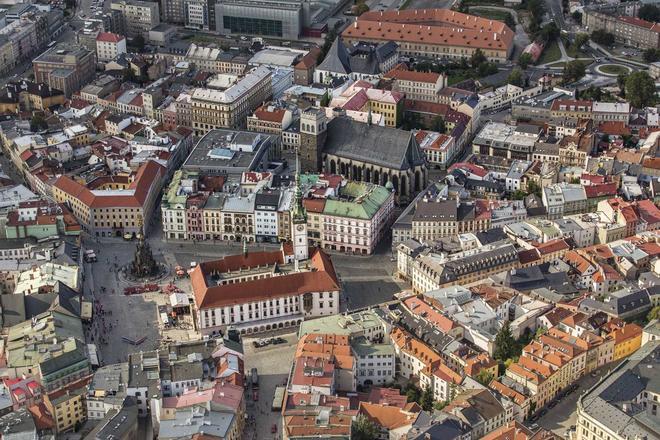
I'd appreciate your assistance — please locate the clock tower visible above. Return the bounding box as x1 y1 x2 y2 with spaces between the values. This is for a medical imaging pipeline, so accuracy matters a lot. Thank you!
291 150 308 262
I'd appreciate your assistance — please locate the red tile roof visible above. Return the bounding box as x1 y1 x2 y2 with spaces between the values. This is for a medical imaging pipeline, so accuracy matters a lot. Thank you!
598 121 631 136
345 9 514 53
636 199 660 226
550 99 593 112
384 64 441 83
96 32 125 43
584 182 618 198
192 249 339 309
618 15 660 32
53 160 165 209
536 238 569 255
253 105 287 123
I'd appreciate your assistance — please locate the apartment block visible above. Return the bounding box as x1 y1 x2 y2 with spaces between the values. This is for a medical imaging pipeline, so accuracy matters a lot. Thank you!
190 66 272 135
32 44 95 97
585 11 660 49
110 0 161 38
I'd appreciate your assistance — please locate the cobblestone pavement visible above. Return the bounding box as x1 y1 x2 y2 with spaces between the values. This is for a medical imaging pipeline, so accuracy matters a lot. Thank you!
242 331 297 440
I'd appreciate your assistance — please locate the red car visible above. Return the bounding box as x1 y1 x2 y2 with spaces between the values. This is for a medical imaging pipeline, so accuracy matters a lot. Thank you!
252 390 259 401
271 424 277 433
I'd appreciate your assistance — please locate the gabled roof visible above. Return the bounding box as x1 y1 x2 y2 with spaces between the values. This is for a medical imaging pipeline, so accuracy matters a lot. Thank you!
316 38 351 74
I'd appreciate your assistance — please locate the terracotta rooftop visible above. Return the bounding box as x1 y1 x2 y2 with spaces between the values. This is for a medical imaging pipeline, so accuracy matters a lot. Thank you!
618 15 660 32
359 402 421 430
482 421 533 440
253 105 287 123
191 249 340 309
345 9 514 52
384 63 441 83
53 159 165 209
96 32 125 43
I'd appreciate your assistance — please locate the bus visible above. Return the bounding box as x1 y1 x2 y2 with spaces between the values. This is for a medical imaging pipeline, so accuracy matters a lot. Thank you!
272 386 285 411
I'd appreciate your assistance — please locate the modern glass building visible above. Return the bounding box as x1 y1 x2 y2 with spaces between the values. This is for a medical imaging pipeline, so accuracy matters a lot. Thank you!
214 0 303 39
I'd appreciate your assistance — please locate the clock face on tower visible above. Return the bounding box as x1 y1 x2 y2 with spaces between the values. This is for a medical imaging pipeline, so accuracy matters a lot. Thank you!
296 224 305 232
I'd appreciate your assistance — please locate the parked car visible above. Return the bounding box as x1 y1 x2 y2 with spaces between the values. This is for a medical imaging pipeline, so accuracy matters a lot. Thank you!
272 337 287 345
271 424 277 433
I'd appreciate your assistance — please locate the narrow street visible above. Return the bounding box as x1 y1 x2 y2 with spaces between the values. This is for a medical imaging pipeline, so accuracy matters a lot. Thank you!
535 365 616 436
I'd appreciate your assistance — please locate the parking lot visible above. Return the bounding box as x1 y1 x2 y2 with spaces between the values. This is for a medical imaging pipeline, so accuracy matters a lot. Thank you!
242 331 297 440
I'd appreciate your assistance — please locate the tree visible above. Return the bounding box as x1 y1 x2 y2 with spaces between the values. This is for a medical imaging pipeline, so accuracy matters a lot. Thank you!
591 29 615 46
562 60 586 84
123 68 137 83
434 400 449 410
132 35 145 51
526 0 545 33
475 369 494 386
351 414 378 440
579 85 603 101
507 68 524 87
625 71 657 108
404 383 421 403
494 322 516 362
572 11 582 24
355 0 369 16
420 386 434 411
639 4 660 22
477 62 498 77
431 116 446 133
527 401 537 419
317 28 338 64
648 305 660 322
617 73 627 97
539 22 560 43
504 13 516 30
643 48 660 63
518 53 533 69
574 33 589 50
470 49 487 68
320 91 330 107
535 326 547 339
527 180 542 197
30 114 47 132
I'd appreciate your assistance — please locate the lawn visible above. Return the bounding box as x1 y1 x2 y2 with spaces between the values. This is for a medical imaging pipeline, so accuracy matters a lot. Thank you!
565 44 589 59
537 40 561 65
448 72 473 86
470 7 512 22
599 64 629 75
546 61 567 68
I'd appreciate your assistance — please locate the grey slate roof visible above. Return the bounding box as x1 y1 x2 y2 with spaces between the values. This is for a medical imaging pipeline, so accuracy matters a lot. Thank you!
407 413 472 440
325 117 426 171
316 38 351 74
579 342 660 439
317 38 397 76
